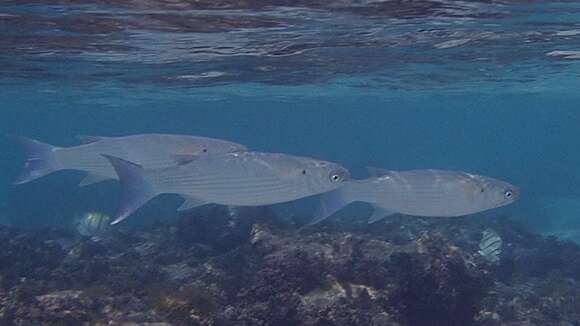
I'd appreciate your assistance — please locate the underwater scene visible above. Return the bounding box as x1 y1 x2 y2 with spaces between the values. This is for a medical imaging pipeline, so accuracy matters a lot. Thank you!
2 0 580 325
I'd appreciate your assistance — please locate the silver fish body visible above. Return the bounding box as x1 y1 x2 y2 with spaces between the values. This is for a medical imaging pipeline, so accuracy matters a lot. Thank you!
310 168 519 225
105 151 350 224
15 134 248 185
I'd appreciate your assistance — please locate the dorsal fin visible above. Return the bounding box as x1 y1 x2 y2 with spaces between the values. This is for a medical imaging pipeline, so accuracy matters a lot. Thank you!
366 166 391 177
172 154 201 166
76 135 106 144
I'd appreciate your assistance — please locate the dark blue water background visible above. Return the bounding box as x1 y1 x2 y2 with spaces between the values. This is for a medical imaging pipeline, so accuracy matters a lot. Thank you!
1 0 580 233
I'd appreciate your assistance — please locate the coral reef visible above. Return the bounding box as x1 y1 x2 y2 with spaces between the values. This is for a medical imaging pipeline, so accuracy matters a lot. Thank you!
1 209 580 325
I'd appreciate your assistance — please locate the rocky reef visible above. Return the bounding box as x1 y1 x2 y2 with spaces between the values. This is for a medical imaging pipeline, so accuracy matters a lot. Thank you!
1 207 580 325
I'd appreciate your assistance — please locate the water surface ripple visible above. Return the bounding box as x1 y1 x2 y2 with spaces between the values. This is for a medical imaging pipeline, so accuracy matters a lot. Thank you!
2 0 580 89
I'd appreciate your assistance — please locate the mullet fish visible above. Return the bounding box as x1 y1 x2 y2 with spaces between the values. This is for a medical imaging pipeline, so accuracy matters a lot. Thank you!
15 134 247 186
309 168 519 225
105 151 350 224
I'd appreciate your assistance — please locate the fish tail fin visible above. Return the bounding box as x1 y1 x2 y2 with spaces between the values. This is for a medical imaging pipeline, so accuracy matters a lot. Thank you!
103 155 157 225
14 137 61 184
307 189 352 226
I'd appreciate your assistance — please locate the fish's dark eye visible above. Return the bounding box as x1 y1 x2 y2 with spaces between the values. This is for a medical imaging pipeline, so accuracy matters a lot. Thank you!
330 173 343 183
480 188 485 193
301 169 307 175
202 148 208 153
504 191 513 199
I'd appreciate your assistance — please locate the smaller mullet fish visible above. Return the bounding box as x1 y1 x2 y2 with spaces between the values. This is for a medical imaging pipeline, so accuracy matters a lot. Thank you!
478 229 502 263
309 168 519 225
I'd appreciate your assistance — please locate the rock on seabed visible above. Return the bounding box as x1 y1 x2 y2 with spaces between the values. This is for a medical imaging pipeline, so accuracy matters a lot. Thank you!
1 208 580 325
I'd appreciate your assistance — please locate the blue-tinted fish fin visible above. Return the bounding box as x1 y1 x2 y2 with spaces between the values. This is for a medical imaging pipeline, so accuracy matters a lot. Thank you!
13 137 60 185
76 135 107 144
102 155 156 225
172 154 201 165
307 189 352 226
79 173 111 187
366 166 391 177
177 195 207 211
367 205 396 224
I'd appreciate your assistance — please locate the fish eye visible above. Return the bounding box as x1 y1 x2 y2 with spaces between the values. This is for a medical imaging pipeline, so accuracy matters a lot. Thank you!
202 148 208 153
301 169 307 175
329 172 344 183
504 190 513 199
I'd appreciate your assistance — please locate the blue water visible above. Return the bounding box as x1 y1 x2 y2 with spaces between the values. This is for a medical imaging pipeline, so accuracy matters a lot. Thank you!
2 0 580 233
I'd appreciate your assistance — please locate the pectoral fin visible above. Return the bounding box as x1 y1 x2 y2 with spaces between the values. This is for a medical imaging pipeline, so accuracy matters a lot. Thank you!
172 154 201 166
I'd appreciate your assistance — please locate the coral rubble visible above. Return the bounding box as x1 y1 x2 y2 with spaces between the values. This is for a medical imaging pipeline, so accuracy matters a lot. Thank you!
1 209 580 325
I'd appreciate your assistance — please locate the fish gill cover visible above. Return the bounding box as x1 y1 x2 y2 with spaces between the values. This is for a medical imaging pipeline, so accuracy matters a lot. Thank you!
2 0 580 325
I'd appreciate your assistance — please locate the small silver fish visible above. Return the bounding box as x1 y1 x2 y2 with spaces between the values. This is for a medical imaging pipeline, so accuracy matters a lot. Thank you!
76 212 111 237
478 229 502 263
309 168 519 225
15 134 248 186
105 151 350 224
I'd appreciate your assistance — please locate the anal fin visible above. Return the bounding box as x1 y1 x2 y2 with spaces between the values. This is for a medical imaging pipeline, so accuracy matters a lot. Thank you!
76 135 107 144
177 195 207 211
367 205 397 224
79 173 111 187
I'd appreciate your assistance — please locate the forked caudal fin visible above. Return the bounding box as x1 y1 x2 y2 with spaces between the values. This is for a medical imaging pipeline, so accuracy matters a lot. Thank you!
307 189 353 226
14 137 60 185
102 155 157 225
